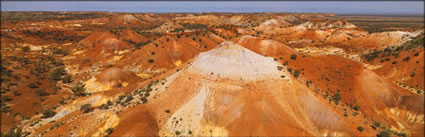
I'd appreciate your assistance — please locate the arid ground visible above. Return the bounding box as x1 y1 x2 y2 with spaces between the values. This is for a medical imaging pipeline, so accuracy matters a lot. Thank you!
1 12 424 137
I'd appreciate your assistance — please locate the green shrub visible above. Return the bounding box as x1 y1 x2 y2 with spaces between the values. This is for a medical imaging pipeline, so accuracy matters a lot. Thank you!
402 56 410 62
27 83 38 88
140 97 147 104
293 70 300 78
41 109 56 119
2 95 12 102
2 127 22 137
72 82 87 96
80 104 93 113
105 128 114 136
411 72 415 77
377 129 392 137
35 89 49 96
332 93 341 104
394 132 407 137
117 83 122 88
148 59 154 63
287 67 293 73
13 91 21 96
357 126 364 132
414 52 419 56
290 54 297 60
353 105 360 111
22 47 30 52
50 67 65 81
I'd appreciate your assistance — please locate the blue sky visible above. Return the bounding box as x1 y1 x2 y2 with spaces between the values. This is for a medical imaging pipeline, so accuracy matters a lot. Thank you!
1 1 424 15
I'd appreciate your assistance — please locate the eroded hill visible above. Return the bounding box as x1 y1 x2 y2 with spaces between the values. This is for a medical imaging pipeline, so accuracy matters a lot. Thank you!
1 12 424 137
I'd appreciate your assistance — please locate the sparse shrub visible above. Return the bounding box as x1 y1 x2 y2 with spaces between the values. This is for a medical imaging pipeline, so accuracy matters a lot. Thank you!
287 67 293 73
72 82 87 96
414 52 419 56
165 109 170 113
392 61 397 64
62 75 72 83
41 109 56 119
394 132 407 137
353 105 360 111
148 59 154 63
377 129 391 137
140 97 147 104
59 98 65 105
357 126 364 132
22 46 30 52
410 72 415 77
3 127 22 137
105 128 114 136
402 56 410 62
50 67 65 81
2 95 12 102
35 88 49 96
118 95 126 101
117 83 122 88
277 66 283 71
27 83 38 88
290 54 297 60
13 91 21 96
332 93 341 104
293 70 300 78
124 95 133 103
80 104 94 113
82 58 90 64
372 121 380 128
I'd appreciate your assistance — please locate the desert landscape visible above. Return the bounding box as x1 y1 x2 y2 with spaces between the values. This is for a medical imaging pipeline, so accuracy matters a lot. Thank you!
0 11 424 137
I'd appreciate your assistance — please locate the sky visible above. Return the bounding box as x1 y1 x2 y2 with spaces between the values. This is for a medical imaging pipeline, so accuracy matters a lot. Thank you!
1 1 424 15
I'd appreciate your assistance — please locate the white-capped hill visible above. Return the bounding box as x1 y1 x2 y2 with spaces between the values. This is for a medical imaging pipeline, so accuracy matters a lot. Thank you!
187 41 288 81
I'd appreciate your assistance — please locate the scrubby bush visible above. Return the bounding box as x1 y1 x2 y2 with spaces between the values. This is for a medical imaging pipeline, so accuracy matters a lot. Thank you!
72 82 87 96
377 129 391 137
105 128 114 136
140 97 147 104
293 70 300 78
117 83 122 88
50 67 65 81
2 127 22 137
332 93 341 104
414 52 419 56
402 56 410 62
35 88 49 96
290 54 297 60
22 47 30 52
27 83 38 88
357 126 364 132
2 95 12 102
353 105 360 111
410 72 415 77
80 104 94 113
41 109 56 119
148 59 154 63
13 91 21 96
